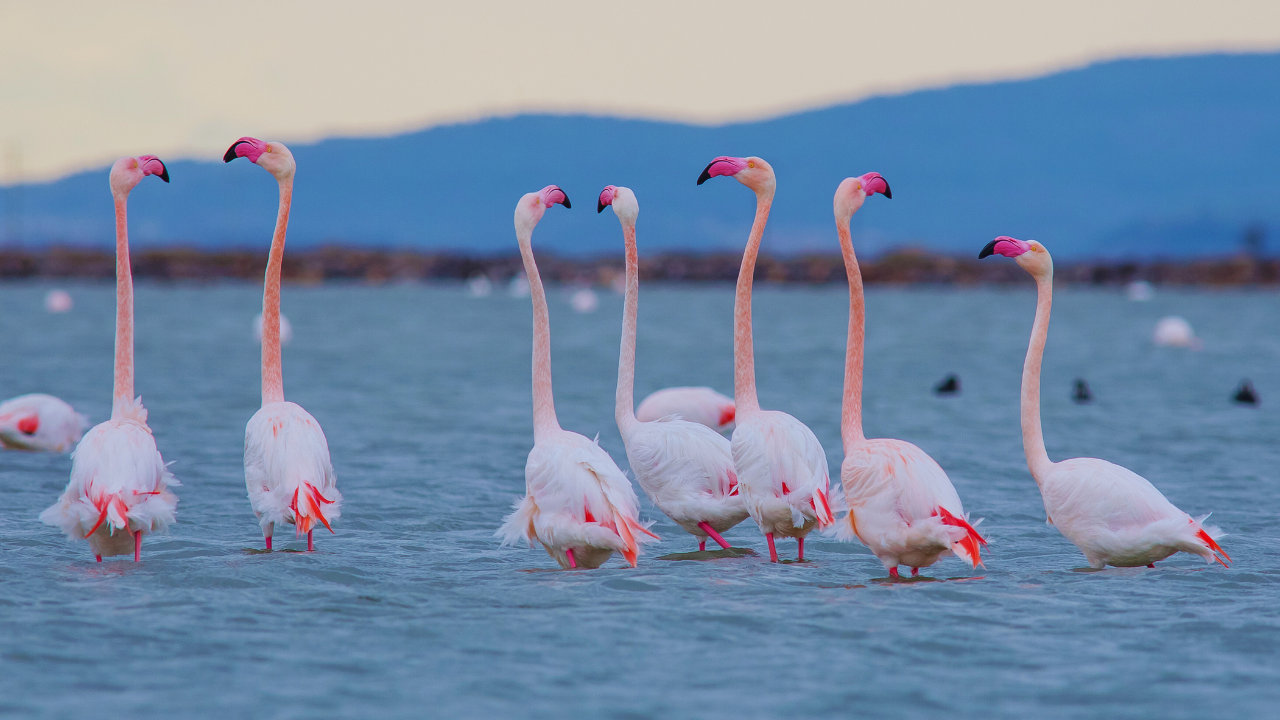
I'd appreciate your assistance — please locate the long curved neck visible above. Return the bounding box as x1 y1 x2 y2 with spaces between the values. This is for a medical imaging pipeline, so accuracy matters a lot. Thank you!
261 177 292 406
1022 271 1054 480
733 190 773 415
111 194 134 412
518 228 560 441
616 224 640 436
837 219 865 452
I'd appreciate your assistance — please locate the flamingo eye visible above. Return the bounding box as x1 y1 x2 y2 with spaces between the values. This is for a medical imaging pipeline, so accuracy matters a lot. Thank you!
747 161 755 168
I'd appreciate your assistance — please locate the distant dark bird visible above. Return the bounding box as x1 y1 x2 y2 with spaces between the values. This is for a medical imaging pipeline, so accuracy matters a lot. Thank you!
1233 380 1259 405
1072 379 1093 404
934 374 960 395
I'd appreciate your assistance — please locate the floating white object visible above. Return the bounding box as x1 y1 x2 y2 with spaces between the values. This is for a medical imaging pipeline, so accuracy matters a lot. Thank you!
508 273 530 298
466 275 492 297
1126 280 1154 302
44 289 73 313
570 288 599 313
1153 316 1201 349
254 312 293 345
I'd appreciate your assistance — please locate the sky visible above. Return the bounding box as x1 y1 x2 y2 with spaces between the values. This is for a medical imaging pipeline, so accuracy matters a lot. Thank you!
3 0 1280 182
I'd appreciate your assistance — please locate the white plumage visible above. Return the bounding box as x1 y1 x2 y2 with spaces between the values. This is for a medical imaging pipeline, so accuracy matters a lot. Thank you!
0 393 89 453
40 397 179 559
244 401 342 542
636 387 736 434
732 410 833 540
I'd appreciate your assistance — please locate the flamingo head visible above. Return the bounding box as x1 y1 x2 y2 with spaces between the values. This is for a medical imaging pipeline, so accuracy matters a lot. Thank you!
514 185 571 236
697 156 775 194
597 185 638 225
109 155 169 197
979 236 1052 275
224 137 295 180
834 172 892 220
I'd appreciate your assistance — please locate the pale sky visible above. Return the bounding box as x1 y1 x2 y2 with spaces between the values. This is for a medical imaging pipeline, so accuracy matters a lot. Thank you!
3 0 1279 182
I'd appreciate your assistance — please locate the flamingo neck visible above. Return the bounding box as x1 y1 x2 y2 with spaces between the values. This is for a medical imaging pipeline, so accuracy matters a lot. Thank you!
837 220 865 452
261 177 292 406
1022 271 1054 480
111 194 134 413
517 227 561 441
616 224 640 435
733 189 773 415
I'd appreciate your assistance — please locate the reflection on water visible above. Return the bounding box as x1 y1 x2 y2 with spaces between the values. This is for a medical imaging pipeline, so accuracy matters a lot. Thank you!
1 282 1278 718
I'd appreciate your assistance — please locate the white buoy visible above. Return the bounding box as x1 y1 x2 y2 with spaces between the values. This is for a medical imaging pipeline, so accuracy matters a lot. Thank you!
1126 280 1154 302
570 288 599 314
44 289 73 313
466 275 493 298
1153 316 1201 349
508 273 530 298
254 313 293 345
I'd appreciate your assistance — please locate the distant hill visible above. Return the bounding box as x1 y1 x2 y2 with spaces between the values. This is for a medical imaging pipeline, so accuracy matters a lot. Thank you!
7 52 1279 258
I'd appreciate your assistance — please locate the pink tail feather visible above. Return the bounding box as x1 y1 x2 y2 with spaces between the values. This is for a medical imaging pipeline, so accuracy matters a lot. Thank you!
290 483 336 536
1193 522 1231 566
935 506 987 568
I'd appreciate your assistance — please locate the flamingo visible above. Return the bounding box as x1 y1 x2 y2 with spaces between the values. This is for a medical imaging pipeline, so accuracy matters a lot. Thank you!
697 156 834 562
226 137 342 553
980 236 1230 569
496 185 658 569
0 394 88 452
827 174 986 579
39 156 179 562
636 387 736 434
600 185 747 552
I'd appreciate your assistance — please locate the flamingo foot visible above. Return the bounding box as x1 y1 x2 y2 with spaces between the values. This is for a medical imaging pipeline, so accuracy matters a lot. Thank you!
566 548 577 569
307 530 314 552
265 535 273 551
766 533 778 563
911 567 919 577
699 540 706 552
697 521 731 550
890 567 900 580
1147 563 1155 568
95 555 102 563
797 536 805 561
134 530 141 562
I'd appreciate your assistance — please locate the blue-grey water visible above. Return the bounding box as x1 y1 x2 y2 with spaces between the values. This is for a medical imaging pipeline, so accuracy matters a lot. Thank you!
2 281 1277 719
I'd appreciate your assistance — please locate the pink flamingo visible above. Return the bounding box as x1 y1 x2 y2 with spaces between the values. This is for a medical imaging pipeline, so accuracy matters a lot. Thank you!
636 387 736 434
828 174 986 579
40 156 179 562
0 394 88 452
600 185 747 552
698 156 834 562
980 236 1229 569
497 186 658 569
226 138 342 552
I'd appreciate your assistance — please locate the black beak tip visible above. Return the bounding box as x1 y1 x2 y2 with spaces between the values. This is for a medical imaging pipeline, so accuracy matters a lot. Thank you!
561 196 571 210
697 167 712 186
158 164 170 183
882 182 892 200
978 240 999 259
223 145 239 163
597 199 606 213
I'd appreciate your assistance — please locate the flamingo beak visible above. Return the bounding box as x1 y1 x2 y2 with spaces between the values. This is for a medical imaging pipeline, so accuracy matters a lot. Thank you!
860 172 891 199
539 185 571 210
979 236 1031 259
224 137 267 164
697 156 749 185
597 186 617 213
137 156 169 183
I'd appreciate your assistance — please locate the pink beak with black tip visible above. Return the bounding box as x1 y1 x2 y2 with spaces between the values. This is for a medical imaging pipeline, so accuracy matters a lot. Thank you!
224 137 269 164
539 185 570 209
978 236 1032 259
858 172 891 199
597 186 617 213
697 156 749 185
138 155 169 183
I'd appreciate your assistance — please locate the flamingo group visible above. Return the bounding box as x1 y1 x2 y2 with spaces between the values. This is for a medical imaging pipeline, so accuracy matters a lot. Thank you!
25 144 1229 578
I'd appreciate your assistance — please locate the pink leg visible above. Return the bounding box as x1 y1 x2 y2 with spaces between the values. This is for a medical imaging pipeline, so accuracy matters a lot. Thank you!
95 555 102 563
698 521 731 550
307 530 314 552
134 530 142 562
1147 563 1155 568
699 540 706 552
566 548 577 569
265 535 273 551
889 567 900 579
797 536 805 561
911 567 919 577
766 533 778 563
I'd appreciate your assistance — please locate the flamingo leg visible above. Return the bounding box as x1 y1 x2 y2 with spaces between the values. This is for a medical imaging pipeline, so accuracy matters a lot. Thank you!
796 536 805 561
911 567 919 577
697 521 731 550
699 540 706 552
95 555 102 563
766 533 778 563
889 567 900 579
566 548 577 569
1147 563 1155 568
133 530 141 562
265 535 273 551
307 530 314 552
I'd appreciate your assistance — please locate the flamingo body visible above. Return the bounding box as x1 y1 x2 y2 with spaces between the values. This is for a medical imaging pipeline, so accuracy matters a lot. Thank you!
636 387 735 433
0 393 88 452
732 410 832 539
40 397 178 557
837 438 982 570
244 401 342 540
